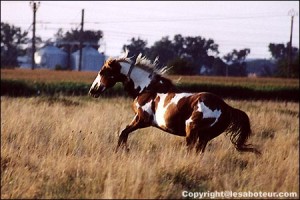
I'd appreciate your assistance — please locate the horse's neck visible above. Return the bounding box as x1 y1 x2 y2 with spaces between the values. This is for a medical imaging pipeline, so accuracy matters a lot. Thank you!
119 62 179 98
120 62 152 95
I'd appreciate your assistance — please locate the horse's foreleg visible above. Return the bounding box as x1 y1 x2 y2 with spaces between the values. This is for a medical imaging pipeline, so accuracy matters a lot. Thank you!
115 114 143 152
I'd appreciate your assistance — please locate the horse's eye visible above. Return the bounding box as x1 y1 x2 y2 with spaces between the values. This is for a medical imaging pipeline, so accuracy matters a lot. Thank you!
100 70 110 76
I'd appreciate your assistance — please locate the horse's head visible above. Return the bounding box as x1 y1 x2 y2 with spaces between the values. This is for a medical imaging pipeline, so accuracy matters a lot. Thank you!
89 51 174 98
89 58 123 98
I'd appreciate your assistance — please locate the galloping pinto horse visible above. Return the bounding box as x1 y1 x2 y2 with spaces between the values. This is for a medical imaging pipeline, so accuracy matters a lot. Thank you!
89 52 260 155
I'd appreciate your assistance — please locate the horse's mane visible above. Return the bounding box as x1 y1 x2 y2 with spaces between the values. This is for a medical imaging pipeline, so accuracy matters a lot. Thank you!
114 49 132 63
135 53 171 76
111 49 171 76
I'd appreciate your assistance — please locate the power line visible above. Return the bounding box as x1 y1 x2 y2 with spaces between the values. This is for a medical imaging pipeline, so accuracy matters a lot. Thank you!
82 14 287 25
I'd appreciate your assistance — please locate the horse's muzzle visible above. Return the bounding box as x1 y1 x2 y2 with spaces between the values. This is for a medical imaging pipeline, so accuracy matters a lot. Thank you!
89 85 106 98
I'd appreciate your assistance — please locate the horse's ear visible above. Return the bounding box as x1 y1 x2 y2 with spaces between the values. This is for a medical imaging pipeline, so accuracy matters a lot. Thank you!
107 59 114 65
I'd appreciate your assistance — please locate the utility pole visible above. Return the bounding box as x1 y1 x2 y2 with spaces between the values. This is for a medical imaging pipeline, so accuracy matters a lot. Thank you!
287 9 298 78
29 1 40 70
79 9 84 71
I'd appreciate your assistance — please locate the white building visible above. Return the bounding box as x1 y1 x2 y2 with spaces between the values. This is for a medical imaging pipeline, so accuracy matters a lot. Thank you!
71 46 105 71
34 45 67 69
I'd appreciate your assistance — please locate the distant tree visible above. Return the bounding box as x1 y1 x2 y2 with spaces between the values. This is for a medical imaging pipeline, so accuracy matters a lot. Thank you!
122 37 149 60
223 48 250 76
149 34 219 74
1 22 29 67
167 57 195 75
268 43 287 60
268 42 299 78
120 34 220 75
183 36 219 68
55 28 103 52
211 57 228 76
148 36 175 66
54 28 64 42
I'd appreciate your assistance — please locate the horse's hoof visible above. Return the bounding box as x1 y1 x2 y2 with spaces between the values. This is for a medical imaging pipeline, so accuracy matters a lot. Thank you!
114 146 130 153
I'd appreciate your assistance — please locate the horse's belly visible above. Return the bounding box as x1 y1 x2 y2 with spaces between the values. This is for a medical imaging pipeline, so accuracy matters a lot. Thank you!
153 93 192 136
153 112 186 136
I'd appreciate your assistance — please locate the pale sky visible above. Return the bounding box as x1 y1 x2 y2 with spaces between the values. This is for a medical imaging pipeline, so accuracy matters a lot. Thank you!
1 1 299 59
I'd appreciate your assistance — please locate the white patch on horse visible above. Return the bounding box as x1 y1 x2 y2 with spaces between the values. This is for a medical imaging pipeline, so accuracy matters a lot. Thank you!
91 74 105 91
154 93 192 128
170 93 192 105
153 93 168 127
135 101 153 116
197 101 222 127
185 116 193 126
119 62 152 92
120 62 131 75
142 101 153 115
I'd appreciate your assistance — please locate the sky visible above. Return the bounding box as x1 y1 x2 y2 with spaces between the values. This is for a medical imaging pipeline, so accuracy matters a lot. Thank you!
1 1 299 59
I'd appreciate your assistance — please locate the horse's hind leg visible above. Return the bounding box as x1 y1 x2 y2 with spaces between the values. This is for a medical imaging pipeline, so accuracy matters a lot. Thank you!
185 118 200 152
196 139 208 154
186 132 198 152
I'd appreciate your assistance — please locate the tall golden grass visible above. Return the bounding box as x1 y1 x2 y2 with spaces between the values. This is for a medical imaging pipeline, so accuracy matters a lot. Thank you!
1 96 299 199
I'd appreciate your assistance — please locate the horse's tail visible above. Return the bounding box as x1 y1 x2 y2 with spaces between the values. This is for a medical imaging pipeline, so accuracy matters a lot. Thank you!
226 106 261 155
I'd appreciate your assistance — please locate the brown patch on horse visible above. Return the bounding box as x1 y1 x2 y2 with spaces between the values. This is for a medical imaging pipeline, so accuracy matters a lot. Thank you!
100 59 123 77
198 92 225 110
132 99 139 113
164 93 175 107
138 107 152 124
148 75 179 93
136 92 154 106
162 95 194 135
176 95 198 119
163 102 187 136
154 95 160 112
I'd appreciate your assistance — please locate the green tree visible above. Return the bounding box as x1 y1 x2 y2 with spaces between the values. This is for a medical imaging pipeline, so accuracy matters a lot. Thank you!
211 57 228 76
183 36 219 67
55 28 103 52
149 34 219 74
120 34 220 75
167 57 195 75
223 48 250 76
1 22 29 67
268 43 299 78
122 37 149 60
148 36 175 66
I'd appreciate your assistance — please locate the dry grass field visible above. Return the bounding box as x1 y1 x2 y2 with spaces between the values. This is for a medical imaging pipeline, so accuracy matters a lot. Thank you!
1 96 299 199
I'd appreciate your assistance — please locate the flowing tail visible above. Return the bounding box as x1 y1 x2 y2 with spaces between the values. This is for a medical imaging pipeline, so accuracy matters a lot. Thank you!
226 107 261 155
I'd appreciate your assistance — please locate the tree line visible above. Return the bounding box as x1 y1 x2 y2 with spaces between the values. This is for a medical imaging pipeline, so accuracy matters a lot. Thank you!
122 36 252 76
1 22 299 78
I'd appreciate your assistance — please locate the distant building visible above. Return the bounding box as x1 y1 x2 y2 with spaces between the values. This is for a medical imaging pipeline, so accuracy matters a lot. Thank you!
18 55 31 68
34 44 67 69
71 46 105 71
